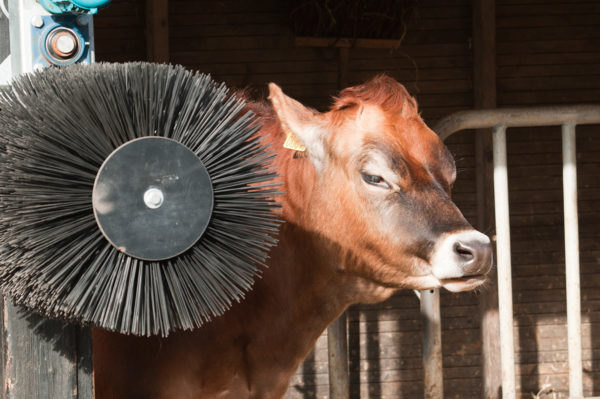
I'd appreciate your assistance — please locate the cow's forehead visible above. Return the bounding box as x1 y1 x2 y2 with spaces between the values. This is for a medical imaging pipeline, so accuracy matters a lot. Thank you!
330 104 446 167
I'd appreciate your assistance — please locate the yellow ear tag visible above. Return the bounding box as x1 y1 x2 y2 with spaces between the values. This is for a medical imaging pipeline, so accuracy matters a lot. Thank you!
283 131 306 152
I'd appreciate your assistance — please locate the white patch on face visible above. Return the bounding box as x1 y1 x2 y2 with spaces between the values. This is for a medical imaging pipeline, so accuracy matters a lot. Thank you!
297 125 328 172
429 230 491 280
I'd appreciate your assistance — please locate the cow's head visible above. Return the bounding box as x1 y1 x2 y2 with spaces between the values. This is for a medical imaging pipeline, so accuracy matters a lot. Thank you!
268 76 492 296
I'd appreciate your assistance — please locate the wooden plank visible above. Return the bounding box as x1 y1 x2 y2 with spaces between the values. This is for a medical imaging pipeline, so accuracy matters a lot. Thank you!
77 327 94 399
168 0 286 14
172 43 470 65
146 0 169 62
498 25 600 42
2 301 93 399
499 75 600 91
327 314 349 399
170 12 285 26
497 39 600 54
294 37 403 49
350 55 471 70
326 48 351 399
499 89 600 106
171 35 292 52
497 3 600 16
170 23 286 38
498 0 598 4
497 52 600 67
497 14 600 28
95 39 148 56
472 2 500 399
94 27 146 40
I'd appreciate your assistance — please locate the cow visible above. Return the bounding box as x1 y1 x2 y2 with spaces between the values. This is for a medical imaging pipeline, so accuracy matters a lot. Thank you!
93 75 492 399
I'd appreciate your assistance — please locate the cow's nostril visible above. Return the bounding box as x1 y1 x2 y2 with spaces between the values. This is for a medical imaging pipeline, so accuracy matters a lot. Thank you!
431 231 492 281
454 242 474 261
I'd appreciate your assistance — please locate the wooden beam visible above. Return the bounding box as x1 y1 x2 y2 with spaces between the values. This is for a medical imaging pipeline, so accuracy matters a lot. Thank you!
472 1 500 398
327 50 351 399
327 314 349 399
295 36 402 49
1 300 94 399
146 0 169 63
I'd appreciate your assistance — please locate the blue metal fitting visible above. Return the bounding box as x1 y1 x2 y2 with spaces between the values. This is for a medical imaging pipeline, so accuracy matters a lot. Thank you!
39 0 111 15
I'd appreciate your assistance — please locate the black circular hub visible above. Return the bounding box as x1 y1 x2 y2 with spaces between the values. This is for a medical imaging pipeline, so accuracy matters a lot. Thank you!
93 137 213 261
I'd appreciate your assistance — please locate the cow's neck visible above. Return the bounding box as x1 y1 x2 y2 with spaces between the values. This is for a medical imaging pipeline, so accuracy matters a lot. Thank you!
226 152 353 394
237 228 348 382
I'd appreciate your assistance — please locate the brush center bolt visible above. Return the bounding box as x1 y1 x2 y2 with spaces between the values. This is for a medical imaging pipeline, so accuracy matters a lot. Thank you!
144 188 164 209
55 34 77 56
51 31 78 57
45 27 81 62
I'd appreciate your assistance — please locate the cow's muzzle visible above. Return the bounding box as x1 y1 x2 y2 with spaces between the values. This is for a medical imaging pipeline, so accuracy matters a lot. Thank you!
453 234 493 276
430 230 493 291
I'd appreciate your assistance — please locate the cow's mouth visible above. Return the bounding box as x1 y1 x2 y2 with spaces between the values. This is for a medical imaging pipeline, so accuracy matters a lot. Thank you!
440 275 487 292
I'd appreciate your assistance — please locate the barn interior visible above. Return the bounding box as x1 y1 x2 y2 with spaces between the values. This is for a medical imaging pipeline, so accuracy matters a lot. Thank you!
1 0 599 398
96 1 599 398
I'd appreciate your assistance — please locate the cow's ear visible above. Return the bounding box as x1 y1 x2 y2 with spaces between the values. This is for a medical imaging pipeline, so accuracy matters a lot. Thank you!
268 83 328 169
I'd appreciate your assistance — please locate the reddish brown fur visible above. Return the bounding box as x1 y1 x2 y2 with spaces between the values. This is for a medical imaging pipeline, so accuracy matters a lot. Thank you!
93 76 473 398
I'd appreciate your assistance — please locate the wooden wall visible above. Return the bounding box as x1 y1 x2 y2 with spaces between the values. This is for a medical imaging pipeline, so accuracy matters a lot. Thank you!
94 1 600 398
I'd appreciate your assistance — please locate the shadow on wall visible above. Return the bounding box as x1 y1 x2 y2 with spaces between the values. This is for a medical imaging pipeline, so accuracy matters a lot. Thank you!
348 307 384 399
286 291 424 398
293 350 317 398
511 240 600 398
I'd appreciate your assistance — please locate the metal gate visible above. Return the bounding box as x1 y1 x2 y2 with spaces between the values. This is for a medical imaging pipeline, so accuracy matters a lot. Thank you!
415 105 600 399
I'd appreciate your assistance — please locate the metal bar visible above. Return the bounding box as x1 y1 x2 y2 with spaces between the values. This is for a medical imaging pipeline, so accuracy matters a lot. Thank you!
562 122 583 399
328 313 349 399
434 106 599 399
434 105 600 140
492 125 516 399
421 289 444 399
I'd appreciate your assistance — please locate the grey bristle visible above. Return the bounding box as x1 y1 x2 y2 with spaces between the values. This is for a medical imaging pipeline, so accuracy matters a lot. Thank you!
0 62 282 337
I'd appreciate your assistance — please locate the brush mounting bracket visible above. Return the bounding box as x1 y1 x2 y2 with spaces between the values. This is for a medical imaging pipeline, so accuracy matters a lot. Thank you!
92 137 214 261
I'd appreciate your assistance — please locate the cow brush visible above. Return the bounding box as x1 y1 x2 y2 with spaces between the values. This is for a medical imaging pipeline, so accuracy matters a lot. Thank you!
0 62 281 336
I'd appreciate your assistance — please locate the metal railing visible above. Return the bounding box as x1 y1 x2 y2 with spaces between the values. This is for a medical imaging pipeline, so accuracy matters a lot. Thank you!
419 104 600 399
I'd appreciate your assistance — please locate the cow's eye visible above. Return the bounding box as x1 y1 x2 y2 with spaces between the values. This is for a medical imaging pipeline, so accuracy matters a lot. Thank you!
361 172 391 189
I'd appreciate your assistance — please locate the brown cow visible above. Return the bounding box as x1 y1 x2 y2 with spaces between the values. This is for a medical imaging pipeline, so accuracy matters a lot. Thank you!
93 75 492 399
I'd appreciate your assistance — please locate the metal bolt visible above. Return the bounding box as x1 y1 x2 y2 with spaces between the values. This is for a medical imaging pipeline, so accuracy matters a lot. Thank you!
55 34 76 55
31 15 43 28
76 14 89 26
144 188 164 209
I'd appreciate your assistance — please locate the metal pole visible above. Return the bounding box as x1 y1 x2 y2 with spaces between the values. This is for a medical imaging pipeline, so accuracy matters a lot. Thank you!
435 105 600 140
492 125 516 399
421 289 444 399
328 314 349 399
562 122 583 399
